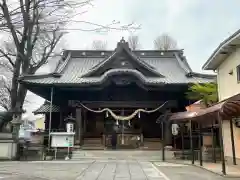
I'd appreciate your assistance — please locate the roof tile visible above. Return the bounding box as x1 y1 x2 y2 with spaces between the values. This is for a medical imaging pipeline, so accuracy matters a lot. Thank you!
33 102 59 114
21 51 215 86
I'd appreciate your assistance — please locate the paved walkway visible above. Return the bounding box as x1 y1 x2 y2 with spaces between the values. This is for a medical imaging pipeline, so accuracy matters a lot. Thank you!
167 160 240 177
0 160 232 180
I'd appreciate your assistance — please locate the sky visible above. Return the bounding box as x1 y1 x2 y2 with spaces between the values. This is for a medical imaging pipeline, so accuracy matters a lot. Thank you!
3 0 240 120
64 0 240 72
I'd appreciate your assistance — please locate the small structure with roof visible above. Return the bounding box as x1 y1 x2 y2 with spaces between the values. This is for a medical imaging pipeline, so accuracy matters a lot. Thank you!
170 29 240 175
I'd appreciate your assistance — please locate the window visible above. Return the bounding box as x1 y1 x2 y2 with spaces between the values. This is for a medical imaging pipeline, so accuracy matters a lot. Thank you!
237 65 240 82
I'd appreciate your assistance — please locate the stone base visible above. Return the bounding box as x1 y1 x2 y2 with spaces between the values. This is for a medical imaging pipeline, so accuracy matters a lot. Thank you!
0 135 17 160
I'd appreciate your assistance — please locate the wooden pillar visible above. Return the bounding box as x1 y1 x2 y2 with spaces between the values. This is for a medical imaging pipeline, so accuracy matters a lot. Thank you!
164 120 172 146
48 87 54 149
59 107 63 130
189 120 194 164
76 108 82 146
199 123 203 166
212 120 216 163
161 121 165 161
162 110 172 146
83 110 87 134
218 113 226 175
173 135 176 149
181 124 185 155
229 118 237 165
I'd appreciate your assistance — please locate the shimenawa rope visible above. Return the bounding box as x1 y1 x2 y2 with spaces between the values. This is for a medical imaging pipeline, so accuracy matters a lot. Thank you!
80 101 168 121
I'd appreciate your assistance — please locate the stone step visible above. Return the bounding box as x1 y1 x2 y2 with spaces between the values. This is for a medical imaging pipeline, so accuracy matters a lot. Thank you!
81 146 105 150
143 144 162 146
144 142 161 145
141 141 162 150
83 140 102 142
83 143 102 146
71 152 166 158
82 139 102 141
82 143 103 146
72 152 86 156
83 139 102 145
144 138 161 142
70 154 174 160
71 150 173 159
70 157 164 161
72 144 105 151
82 144 103 146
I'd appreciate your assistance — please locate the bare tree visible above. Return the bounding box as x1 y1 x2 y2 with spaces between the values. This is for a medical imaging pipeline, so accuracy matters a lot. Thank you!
0 0 75 119
92 40 107 50
154 33 177 50
0 56 13 111
128 35 140 50
0 75 10 111
0 0 139 128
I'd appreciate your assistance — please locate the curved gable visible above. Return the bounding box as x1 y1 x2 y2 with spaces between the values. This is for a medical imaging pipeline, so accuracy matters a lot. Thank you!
82 38 164 78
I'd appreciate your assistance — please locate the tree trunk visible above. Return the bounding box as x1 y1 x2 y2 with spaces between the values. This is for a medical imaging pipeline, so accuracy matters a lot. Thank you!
3 53 26 132
10 55 22 110
10 73 19 111
17 84 27 108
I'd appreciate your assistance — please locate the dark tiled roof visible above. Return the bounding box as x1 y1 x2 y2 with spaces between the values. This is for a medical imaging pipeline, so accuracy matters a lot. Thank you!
33 101 59 114
19 40 216 86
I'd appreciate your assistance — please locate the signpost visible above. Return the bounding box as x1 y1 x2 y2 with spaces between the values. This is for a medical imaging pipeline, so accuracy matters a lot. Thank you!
50 132 75 160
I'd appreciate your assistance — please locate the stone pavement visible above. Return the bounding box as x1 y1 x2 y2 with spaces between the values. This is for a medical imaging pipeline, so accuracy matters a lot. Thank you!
153 162 230 180
0 160 233 180
195 162 240 177
167 159 240 177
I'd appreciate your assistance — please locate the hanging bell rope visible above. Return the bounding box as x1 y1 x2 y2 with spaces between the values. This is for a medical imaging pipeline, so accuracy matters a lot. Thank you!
79 101 169 121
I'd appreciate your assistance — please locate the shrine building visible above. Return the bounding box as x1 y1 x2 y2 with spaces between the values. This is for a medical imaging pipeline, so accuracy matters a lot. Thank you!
19 38 216 150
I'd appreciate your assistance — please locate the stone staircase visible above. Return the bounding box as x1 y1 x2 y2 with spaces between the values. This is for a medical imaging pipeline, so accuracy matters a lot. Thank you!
81 138 105 150
140 138 163 150
71 150 173 161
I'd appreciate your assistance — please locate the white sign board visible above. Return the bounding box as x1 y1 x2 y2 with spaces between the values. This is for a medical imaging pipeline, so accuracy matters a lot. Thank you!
171 124 179 136
50 132 75 148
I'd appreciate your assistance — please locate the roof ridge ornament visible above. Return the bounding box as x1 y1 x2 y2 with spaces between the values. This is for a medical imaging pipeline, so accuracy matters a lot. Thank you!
120 37 125 43
116 37 130 51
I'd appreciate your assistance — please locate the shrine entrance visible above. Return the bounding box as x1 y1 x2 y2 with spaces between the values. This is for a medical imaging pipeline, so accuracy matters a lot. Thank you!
73 101 171 150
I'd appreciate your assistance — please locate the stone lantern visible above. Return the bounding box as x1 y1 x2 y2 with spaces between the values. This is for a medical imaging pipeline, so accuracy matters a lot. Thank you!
10 105 25 140
9 105 25 160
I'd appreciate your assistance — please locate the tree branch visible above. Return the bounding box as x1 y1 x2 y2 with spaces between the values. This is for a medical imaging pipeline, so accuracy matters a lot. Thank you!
0 0 140 128
0 0 20 50
0 49 15 67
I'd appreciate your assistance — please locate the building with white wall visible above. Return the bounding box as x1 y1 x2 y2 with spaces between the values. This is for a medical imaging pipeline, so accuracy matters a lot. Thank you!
203 29 240 163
